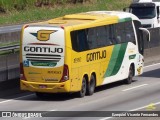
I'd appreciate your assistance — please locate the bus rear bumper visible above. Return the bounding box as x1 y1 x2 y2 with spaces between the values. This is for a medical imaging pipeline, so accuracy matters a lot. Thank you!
20 80 70 93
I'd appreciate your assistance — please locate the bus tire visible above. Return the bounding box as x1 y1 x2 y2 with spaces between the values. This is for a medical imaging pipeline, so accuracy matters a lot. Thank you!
124 65 134 84
77 77 87 98
86 75 96 96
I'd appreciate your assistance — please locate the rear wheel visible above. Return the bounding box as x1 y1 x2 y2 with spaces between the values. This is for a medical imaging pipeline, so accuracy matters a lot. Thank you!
77 77 86 98
124 65 134 84
86 75 96 96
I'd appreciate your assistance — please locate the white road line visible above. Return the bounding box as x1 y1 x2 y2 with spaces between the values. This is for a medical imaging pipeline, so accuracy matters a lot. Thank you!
144 62 160 69
99 101 160 120
130 101 160 111
100 117 113 120
122 84 148 92
0 94 34 104
0 99 12 104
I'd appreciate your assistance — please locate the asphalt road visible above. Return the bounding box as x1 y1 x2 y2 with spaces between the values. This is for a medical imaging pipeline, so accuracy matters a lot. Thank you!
0 63 160 120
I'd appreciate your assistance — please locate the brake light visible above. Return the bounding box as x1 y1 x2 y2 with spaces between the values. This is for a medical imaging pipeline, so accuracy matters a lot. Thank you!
61 26 65 29
24 25 29 29
60 64 69 82
20 63 26 80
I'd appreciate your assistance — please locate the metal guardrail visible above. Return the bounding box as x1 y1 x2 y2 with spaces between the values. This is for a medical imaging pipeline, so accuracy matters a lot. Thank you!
0 44 19 52
144 28 160 49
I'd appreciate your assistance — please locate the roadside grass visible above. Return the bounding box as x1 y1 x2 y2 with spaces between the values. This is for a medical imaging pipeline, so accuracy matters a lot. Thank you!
0 0 132 26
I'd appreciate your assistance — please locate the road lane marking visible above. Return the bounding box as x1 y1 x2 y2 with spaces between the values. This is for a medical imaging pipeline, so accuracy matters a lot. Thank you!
122 84 148 92
144 62 160 69
0 94 34 104
99 101 160 120
130 101 160 111
0 99 12 104
100 117 112 120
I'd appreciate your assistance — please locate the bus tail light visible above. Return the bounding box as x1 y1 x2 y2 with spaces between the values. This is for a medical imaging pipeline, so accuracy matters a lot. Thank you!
61 26 65 29
24 25 29 29
20 63 26 80
60 64 69 82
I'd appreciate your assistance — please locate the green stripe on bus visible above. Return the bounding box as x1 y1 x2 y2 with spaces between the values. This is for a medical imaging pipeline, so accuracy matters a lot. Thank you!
104 44 121 77
104 43 128 78
110 43 127 76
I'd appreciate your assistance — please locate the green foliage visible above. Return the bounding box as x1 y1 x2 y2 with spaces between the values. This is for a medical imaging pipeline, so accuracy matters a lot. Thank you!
0 0 132 26
0 0 14 11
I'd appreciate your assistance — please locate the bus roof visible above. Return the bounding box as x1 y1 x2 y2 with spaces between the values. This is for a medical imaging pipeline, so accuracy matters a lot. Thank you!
31 11 140 28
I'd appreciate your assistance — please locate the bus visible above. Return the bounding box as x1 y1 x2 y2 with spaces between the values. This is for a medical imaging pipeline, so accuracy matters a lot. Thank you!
20 11 150 98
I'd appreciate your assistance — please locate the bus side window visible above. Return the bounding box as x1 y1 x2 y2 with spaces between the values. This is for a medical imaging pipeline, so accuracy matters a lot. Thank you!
96 26 111 47
88 28 97 49
70 29 89 52
110 25 117 44
77 30 89 51
105 25 113 45
113 22 126 44
71 31 79 52
124 21 136 44
116 36 122 43
111 24 118 44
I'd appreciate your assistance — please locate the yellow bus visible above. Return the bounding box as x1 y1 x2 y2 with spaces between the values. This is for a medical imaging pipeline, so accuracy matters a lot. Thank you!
20 11 150 98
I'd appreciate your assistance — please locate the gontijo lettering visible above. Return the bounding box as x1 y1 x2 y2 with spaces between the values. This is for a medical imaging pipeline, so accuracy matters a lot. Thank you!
86 50 106 62
24 46 63 53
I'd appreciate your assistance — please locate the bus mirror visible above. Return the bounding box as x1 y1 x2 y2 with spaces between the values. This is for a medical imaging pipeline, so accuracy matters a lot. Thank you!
157 6 160 19
139 28 150 42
